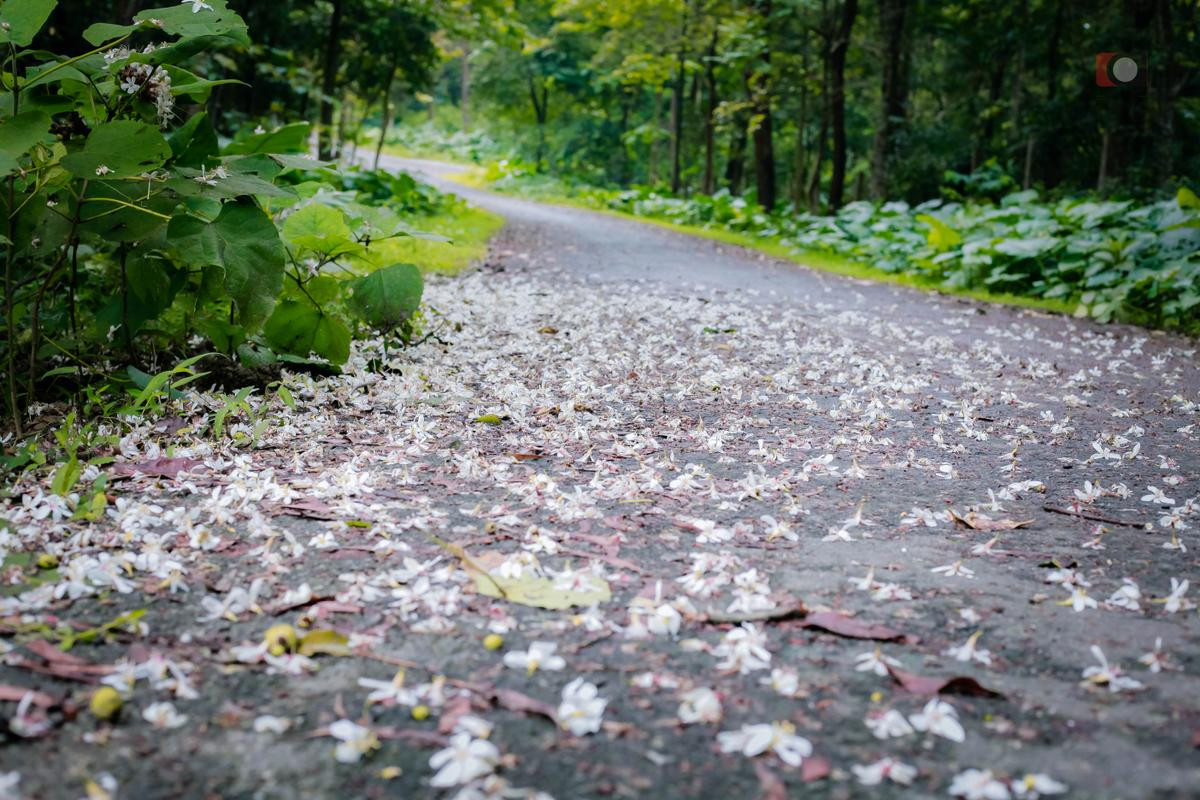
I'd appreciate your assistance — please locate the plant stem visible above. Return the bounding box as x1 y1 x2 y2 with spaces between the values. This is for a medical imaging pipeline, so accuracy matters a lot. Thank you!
4 178 18 437
5 45 21 435
119 246 134 363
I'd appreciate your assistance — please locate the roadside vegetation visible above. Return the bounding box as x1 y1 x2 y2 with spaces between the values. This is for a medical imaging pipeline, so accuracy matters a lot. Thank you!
386 123 1200 334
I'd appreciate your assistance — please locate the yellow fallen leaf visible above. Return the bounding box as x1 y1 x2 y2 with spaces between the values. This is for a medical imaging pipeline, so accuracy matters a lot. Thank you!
297 629 352 657
471 571 610 610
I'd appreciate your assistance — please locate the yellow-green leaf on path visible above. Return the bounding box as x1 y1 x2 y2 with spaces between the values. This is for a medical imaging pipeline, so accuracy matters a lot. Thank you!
297 629 352 657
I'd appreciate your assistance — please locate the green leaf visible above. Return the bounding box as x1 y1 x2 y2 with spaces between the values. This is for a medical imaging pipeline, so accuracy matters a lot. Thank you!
81 21 137 46
269 153 333 172
168 201 285 331
162 64 245 102
61 121 171 179
282 203 363 258
167 166 293 200
264 301 351 365
916 214 962 251
50 453 80 497
349 263 424 331
0 110 50 175
222 122 311 155
169 112 220 168
134 0 248 42
1178 186 1200 211
0 0 57 47
77 181 175 242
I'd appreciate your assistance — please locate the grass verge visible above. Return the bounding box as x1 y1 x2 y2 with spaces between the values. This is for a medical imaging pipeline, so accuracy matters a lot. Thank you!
399 203 505 276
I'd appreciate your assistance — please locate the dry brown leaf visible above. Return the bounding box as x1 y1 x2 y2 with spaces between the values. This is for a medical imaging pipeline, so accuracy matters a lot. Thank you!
801 611 913 643
802 755 832 782
24 639 88 665
0 685 56 707
887 665 1004 698
754 761 788 800
487 686 558 724
950 510 1033 531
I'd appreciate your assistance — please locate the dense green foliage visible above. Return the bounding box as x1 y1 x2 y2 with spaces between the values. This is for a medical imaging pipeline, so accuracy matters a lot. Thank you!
0 1 443 434
607 187 1200 329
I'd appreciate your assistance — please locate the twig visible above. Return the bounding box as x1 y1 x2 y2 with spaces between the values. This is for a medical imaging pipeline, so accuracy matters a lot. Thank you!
702 603 808 625
1042 504 1148 529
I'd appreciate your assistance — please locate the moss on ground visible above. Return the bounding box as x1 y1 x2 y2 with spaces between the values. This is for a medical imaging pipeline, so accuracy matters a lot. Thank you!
399 203 504 276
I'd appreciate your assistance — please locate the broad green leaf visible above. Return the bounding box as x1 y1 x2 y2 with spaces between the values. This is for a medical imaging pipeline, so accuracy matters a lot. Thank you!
222 122 311 156
270 153 333 172
61 121 171 179
0 110 50 174
263 301 351 365
21 59 89 91
1178 186 1200 211
134 0 248 41
77 181 175 242
283 203 363 257
992 237 1059 259
349 263 423 331
0 0 56 47
81 21 136 46
169 112 220 168
168 201 285 331
300 274 340 305
167 166 293 200
916 214 962 251
162 64 245 102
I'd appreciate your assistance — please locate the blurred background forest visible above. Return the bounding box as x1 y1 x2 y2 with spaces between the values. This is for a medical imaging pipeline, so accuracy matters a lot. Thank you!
42 0 1199 206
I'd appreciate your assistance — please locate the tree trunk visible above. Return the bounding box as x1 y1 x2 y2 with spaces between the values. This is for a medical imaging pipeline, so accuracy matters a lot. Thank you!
526 73 549 171
749 0 776 209
790 40 810 207
649 89 664 185
725 110 748 195
869 0 908 200
1039 0 1065 187
828 0 857 210
318 0 345 161
374 57 398 171
670 45 686 193
749 74 776 209
702 33 718 195
807 25 830 212
1022 135 1035 189
1097 128 1110 192
336 87 352 162
618 89 633 185
460 43 472 130
1151 0 1187 184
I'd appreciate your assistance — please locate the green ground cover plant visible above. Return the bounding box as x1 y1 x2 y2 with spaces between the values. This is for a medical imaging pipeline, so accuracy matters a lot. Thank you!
0 1 472 437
